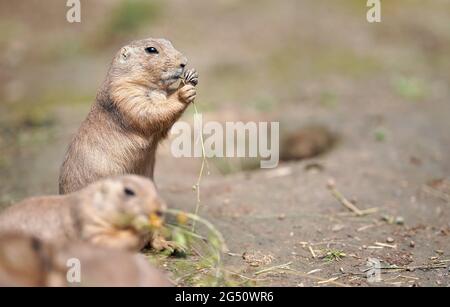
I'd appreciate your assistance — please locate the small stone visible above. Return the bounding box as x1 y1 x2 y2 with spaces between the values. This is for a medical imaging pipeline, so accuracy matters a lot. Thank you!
435 250 444 255
326 178 336 189
386 237 395 243
332 224 345 232
381 215 391 222
278 214 286 220
395 216 405 225
289 232 294 237
409 241 415 248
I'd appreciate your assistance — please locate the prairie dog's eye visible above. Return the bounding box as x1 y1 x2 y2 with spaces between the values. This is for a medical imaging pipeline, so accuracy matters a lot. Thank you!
145 47 158 54
124 187 136 196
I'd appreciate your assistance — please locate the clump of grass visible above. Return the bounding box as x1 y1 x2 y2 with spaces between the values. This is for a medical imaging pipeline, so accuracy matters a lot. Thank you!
391 76 428 101
374 127 387 142
145 209 254 286
322 249 346 263
166 209 227 254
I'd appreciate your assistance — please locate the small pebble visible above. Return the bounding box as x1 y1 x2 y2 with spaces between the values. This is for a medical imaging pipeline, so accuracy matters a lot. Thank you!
395 216 405 225
332 224 345 232
409 241 415 248
435 250 444 255
386 237 395 243
326 178 336 189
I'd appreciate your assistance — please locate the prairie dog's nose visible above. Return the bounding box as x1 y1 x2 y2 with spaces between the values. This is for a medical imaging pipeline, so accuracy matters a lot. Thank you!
151 197 167 215
179 56 188 68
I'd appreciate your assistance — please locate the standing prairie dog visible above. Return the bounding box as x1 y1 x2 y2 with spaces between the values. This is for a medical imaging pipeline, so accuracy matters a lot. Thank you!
0 233 172 287
0 175 166 251
59 38 198 194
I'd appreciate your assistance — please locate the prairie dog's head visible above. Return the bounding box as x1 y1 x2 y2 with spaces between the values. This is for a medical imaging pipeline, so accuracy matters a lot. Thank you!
82 175 166 232
110 38 188 90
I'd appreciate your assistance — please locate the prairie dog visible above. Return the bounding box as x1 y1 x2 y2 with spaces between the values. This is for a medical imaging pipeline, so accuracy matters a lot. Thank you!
59 38 198 194
0 175 165 251
0 233 172 287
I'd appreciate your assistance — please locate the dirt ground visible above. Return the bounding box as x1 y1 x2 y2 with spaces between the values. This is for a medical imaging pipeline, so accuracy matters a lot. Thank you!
0 0 449 286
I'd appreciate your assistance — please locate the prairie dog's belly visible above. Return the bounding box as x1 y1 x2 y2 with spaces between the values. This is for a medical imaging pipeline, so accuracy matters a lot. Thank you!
84 126 155 174
59 121 159 194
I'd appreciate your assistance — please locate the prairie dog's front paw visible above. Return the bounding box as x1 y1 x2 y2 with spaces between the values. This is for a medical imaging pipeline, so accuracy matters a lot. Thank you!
183 69 199 86
151 233 186 254
178 84 196 104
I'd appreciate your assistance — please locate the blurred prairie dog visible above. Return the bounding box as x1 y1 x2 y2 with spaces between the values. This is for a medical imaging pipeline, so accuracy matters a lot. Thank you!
0 175 165 251
59 38 199 194
0 233 172 287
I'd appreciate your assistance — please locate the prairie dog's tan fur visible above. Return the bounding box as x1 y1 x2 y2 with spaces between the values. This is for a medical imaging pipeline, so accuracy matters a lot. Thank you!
0 233 172 287
59 38 198 194
0 175 165 251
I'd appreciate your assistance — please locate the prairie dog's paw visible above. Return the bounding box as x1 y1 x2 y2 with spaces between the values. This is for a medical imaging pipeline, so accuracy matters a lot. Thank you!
151 234 186 254
183 69 199 86
178 84 196 104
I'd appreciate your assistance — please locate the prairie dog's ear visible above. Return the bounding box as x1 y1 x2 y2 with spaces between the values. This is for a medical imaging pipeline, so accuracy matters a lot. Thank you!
120 46 132 62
